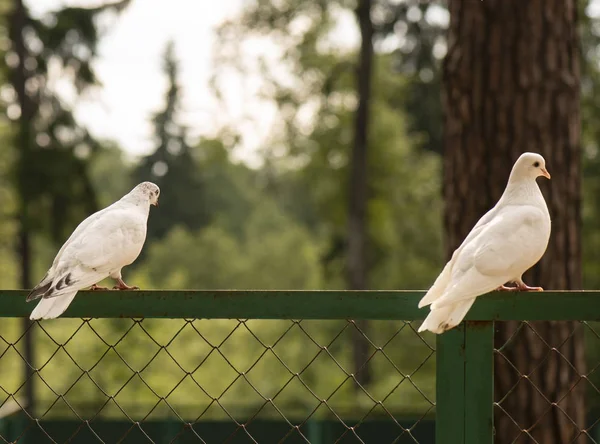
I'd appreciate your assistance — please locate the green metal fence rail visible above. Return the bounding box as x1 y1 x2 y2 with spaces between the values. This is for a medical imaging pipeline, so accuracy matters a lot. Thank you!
0 290 598 443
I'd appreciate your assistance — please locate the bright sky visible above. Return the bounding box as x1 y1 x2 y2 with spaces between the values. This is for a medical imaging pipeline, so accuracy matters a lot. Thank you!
30 0 275 164
25 0 600 166
26 0 460 167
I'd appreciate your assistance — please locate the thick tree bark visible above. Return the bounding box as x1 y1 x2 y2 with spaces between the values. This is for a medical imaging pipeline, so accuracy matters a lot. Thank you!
10 0 36 416
348 0 374 387
443 1 583 442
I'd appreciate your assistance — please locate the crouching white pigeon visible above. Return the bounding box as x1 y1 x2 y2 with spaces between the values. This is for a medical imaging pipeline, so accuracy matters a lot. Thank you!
26 182 160 320
418 152 551 334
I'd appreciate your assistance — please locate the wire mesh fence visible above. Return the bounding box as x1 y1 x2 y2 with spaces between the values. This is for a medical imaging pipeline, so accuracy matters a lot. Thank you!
0 317 436 443
493 320 600 444
1 290 600 443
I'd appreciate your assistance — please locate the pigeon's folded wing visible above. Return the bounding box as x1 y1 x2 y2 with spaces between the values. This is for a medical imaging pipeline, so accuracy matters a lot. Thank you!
418 206 500 308
74 210 145 270
26 206 115 301
50 206 112 267
41 209 146 299
418 261 453 308
430 205 547 309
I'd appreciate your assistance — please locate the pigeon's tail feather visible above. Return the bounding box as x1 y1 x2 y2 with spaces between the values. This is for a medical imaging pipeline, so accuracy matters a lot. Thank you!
30 290 78 320
26 272 53 301
26 281 52 302
27 271 75 302
418 261 453 308
418 299 476 334
28 267 107 320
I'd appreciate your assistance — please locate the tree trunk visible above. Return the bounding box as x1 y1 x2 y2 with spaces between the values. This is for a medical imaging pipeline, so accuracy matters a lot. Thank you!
10 0 36 416
443 1 583 442
348 0 374 387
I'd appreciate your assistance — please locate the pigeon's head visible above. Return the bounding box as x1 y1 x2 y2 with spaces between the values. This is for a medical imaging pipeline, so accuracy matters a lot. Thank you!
132 182 160 207
511 152 551 181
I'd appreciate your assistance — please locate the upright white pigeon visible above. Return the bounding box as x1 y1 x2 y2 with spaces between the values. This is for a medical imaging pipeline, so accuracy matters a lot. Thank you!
418 152 551 334
26 182 160 320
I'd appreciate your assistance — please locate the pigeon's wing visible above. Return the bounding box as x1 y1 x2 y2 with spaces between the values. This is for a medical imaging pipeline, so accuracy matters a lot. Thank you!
71 207 147 271
27 205 115 301
429 266 508 311
430 205 547 309
51 205 115 267
36 207 147 300
472 205 548 278
418 298 477 334
418 205 500 308
459 205 500 249
418 260 453 308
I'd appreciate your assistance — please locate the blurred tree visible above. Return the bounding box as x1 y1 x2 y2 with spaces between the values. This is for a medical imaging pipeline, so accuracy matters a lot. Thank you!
193 138 265 240
371 0 447 154
269 61 442 291
133 41 208 241
212 0 444 390
133 147 324 290
5 0 130 414
347 0 373 386
87 141 133 207
7 0 131 245
580 0 600 291
0 122 17 289
214 0 447 155
136 204 323 292
443 1 583 442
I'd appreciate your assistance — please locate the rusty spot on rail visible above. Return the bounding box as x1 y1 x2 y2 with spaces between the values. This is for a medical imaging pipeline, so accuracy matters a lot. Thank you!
466 320 493 329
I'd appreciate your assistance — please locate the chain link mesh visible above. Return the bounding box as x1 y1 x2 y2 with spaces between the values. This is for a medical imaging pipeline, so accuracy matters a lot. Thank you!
494 321 599 443
0 318 436 443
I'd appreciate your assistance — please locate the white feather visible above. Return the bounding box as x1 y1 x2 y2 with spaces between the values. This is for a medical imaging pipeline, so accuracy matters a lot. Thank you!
418 299 476 334
30 291 78 320
418 153 551 334
27 182 159 320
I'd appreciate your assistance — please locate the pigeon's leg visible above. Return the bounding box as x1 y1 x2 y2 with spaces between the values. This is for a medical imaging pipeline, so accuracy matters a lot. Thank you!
515 278 544 292
496 283 520 291
113 278 139 291
90 284 109 291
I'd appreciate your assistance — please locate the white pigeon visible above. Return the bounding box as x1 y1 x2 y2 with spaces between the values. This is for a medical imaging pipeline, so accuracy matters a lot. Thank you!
26 182 160 320
418 152 551 334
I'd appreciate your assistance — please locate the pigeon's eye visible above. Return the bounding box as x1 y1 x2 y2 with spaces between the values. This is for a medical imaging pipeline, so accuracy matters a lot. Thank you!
533 161 540 168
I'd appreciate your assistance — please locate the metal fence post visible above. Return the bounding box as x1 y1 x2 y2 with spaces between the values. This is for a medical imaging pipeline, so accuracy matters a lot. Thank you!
436 324 466 444
436 322 494 444
306 418 322 444
464 321 494 444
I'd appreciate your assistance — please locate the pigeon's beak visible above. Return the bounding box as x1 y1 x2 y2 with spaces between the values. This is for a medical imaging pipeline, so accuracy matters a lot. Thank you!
152 200 159 207
540 167 551 180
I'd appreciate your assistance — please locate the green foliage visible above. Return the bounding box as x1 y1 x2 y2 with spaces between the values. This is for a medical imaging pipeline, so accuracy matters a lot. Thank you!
581 0 600 290
87 141 134 208
195 139 263 240
578 0 600 409
0 124 17 288
133 41 208 242
134 198 323 291
373 0 447 154
5 0 130 244
214 1 445 290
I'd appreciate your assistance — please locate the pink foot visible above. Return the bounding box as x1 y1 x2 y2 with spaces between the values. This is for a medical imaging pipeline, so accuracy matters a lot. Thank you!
90 284 108 291
497 284 519 291
516 283 544 292
113 278 139 291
